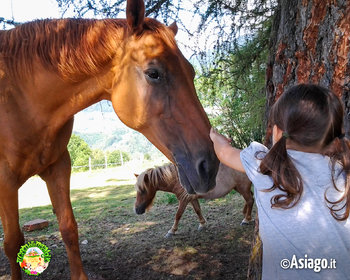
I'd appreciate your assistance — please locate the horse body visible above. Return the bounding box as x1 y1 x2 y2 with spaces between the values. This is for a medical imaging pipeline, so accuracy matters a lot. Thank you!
134 163 254 238
0 20 118 180
200 163 252 200
0 1 219 278
0 21 116 280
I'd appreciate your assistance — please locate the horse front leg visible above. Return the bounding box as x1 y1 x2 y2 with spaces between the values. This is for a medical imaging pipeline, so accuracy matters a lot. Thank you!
165 199 189 238
240 190 254 226
0 183 24 280
190 199 206 231
40 150 87 280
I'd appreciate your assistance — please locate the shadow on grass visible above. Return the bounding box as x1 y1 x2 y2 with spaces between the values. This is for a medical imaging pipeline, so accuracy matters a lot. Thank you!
0 183 255 280
105 178 131 183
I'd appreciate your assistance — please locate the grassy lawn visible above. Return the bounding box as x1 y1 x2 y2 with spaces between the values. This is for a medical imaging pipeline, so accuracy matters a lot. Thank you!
1 182 238 241
0 167 254 280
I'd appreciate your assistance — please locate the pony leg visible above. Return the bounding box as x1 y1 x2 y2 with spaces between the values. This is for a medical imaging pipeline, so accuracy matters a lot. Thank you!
40 150 87 280
165 200 188 238
190 199 206 231
0 185 24 280
240 190 254 226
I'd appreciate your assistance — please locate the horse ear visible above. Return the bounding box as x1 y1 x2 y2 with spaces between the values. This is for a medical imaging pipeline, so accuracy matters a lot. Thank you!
134 173 139 178
126 0 145 34
169 22 178 36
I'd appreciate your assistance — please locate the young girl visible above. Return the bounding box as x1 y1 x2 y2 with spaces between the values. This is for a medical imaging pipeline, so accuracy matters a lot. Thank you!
210 84 350 280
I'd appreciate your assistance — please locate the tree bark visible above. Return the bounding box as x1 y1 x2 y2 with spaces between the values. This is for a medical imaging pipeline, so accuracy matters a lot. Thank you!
266 0 350 138
248 1 350 279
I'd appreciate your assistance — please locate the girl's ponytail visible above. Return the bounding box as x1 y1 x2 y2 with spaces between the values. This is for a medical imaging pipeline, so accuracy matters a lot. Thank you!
325 136 350 221
259 133 303 209
262 84 349 219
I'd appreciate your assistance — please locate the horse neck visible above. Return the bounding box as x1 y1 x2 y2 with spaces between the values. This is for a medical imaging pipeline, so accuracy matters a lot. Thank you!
154 182 184 201
20 68 112 134
5 19 126 131
156 181 177 193
149 167 178 193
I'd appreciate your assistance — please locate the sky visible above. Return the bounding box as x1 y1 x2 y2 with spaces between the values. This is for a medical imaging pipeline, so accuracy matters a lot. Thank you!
1 0 63 23
0 0 209 59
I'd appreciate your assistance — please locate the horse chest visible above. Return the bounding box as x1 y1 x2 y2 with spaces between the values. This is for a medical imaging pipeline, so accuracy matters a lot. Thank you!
0 119 73 180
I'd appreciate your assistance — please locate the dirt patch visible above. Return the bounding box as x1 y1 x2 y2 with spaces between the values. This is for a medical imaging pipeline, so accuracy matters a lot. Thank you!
0 185 255 280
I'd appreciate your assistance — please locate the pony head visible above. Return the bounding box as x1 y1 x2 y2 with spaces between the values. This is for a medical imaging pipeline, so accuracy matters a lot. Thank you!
134 164 178 213
134 171 157 214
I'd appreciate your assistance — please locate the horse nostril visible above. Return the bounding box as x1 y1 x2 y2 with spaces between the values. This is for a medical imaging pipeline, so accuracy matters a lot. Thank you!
135 207 145 215
196 158 209 184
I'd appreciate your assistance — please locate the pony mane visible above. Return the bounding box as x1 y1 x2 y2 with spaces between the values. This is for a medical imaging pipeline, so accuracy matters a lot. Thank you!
0 17 177 82
136 163 178 193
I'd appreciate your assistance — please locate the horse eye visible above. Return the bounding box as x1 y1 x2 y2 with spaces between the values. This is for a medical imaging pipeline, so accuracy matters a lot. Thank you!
141 189 147 195
145 69 161 82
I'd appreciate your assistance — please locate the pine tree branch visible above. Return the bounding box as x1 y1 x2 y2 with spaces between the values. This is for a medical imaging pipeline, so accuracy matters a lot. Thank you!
0 17 21 27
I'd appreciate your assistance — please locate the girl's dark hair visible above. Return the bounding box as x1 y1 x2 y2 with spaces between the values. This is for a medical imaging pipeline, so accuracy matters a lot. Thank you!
260 84 350 220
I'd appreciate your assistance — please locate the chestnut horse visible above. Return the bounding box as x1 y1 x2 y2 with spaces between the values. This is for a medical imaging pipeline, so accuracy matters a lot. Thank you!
134 163 254 238
0 0 219 278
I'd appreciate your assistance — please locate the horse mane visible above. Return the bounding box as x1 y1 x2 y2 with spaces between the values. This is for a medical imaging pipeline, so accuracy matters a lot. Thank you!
136 163 178 193
0 17 177 82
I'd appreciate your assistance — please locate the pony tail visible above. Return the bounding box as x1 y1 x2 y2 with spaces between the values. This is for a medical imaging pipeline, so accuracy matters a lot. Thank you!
259 136 303 209
325 136 350 221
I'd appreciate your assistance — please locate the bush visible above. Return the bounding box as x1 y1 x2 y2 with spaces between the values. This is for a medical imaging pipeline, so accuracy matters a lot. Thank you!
107 150 130 166
68 134 92 171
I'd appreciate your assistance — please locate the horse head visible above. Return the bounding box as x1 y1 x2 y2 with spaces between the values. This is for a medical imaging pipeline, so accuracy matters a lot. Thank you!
134 173 157 214
111 0 219 194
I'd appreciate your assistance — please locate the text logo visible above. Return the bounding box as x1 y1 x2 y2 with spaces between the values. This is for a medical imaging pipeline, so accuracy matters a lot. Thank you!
280 254 336 273
17 241 51 276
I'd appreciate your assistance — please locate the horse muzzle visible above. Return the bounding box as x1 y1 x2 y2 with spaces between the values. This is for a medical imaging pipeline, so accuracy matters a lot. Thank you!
174 151 219 194
134 205 146 215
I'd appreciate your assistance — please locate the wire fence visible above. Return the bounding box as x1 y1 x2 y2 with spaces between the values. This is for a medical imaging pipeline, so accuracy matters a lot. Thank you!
72 155 126 172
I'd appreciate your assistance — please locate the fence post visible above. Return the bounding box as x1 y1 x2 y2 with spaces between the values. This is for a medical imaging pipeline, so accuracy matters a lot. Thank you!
89 157 92 172
105 154 108 169
120 150 123 166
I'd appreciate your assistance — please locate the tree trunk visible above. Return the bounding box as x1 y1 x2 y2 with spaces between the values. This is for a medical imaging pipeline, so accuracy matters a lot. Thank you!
248 1 350 278
266 0 350 138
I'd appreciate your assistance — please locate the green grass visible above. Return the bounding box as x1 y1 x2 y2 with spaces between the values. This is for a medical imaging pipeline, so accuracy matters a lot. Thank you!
0 184 135 240
0 183 241 240
156 193 178 205
0 178 255 280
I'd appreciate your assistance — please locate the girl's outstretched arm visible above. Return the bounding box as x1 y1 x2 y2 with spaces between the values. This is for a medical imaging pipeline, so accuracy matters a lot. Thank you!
210 128 245 173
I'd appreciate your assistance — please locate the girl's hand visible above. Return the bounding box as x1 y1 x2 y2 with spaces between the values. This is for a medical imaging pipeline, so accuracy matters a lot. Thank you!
210 128 231 147
209 128 245 173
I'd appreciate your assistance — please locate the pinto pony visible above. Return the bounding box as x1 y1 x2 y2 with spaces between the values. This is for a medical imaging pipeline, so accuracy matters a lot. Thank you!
134 163 254 237
0 0 219 278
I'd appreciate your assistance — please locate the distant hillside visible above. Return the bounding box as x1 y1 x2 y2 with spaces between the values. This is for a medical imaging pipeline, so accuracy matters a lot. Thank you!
73 101 164 159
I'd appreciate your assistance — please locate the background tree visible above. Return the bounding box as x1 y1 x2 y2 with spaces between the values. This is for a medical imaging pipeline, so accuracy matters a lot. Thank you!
196 21 271 148
266 0 350 143
67 134 92 169
248 1 350 278
107 150 130 165
91 149 105 168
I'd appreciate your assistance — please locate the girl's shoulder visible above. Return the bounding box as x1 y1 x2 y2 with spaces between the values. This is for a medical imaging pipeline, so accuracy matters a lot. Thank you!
241 141 269 159
240 142 270 185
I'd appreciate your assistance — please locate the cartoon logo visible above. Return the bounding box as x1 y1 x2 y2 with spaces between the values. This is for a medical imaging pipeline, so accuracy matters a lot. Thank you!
17 241 51 276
